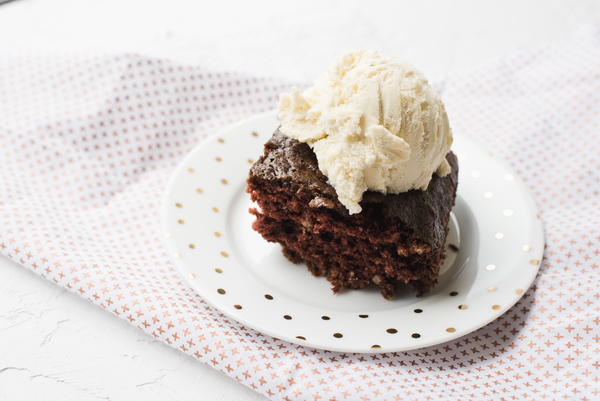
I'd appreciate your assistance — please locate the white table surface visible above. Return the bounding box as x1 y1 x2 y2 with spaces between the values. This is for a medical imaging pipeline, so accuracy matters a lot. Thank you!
1 1 599 400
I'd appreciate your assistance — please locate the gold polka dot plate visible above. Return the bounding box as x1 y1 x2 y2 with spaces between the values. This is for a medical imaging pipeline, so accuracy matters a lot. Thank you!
162 111 544 353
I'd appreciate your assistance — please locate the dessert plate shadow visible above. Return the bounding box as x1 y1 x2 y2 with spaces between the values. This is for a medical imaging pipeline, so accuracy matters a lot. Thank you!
162 111 544 353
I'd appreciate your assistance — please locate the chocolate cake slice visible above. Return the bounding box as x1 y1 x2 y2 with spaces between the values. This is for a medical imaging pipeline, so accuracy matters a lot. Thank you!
247 130 459 299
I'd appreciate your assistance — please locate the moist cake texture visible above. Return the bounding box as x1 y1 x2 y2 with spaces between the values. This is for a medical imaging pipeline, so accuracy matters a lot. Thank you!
247 130 458 299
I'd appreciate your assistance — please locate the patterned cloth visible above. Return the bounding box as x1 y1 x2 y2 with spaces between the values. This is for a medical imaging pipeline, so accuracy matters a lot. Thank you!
1 28 599 401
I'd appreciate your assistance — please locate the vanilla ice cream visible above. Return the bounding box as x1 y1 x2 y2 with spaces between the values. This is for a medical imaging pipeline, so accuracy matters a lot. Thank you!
277 51 453 214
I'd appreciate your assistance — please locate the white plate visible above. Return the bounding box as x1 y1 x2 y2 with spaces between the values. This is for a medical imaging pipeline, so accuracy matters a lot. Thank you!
162 111 544 353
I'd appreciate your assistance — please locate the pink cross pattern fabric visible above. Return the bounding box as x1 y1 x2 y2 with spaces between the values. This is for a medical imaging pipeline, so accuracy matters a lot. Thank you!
1 28 599 401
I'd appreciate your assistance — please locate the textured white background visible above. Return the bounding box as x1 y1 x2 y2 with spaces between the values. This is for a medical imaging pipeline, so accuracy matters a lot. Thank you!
0 0 599 400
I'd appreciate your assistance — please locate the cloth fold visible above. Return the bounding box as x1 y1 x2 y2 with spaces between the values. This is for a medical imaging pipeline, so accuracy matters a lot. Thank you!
1 29 599 400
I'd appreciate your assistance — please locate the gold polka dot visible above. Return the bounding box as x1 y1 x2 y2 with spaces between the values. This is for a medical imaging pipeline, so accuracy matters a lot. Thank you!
321 316 330 320
196 188 204 194
530 259 540 265
515 289 523 294
217 138 224 143
215 156 222 162
214 231 222 238
212 207 219 213
522 244 532 252
188 243 195 249
488 286 497 292
411 333 421 339
251 131 259 137
495 232 505 240
214 268 223 273
483 192 493 199
217 288 226 294
358 314 369 318
446 327 456 333
264 294 273 300
234 304 242 310
220 178 228 185
504 173 514 181
503 209 514 217
333 333 343 338
175 203 183 208
458 304 468 310
189 273 196 279
220 251 229 258
247 159 254 164
283 315 292 320
177 219 185 224
485 264 497 271
371 344 381 349
296 336 306 340
386 328 398 334
187 167 195 173
492 304 501 310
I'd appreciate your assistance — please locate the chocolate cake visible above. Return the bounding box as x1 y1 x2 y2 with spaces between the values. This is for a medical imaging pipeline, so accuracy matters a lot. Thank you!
247 130 459 299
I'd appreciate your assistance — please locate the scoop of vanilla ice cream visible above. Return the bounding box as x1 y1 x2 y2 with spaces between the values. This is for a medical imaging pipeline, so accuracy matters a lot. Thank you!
277 50 453 214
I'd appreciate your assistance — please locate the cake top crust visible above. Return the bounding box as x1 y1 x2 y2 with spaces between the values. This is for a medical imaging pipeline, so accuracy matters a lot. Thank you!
249 130 458 248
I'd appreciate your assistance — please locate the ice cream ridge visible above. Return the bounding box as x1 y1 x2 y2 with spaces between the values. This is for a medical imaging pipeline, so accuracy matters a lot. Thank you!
277 50 453 214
